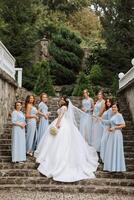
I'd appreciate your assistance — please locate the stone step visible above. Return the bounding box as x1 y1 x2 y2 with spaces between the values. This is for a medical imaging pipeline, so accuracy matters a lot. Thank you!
0 130 134 141
0 144 11 150
0 177 134 187
0 161 133 172
1 131 134 140
0 162 37 170
0 157 129 165
123 141 134 146
124 146 134 152
0 156 12 162
123 129 134 134
0 150 11 156
0 169 134 179
123 135 134 140
125 158 134 165
1 139 134 146
124 121 134 126
0 183 133 195
0 149 134 159
0 144 134 154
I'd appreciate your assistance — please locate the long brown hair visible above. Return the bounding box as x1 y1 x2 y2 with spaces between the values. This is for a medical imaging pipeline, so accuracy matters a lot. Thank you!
25 95 35 109
60 95 69 108
105 98 113 110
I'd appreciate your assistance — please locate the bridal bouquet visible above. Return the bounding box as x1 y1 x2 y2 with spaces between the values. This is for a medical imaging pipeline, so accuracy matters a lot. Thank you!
50 126 58 136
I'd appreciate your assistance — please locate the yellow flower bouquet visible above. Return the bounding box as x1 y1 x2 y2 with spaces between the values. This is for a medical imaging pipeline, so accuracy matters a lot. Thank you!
50 126 58 136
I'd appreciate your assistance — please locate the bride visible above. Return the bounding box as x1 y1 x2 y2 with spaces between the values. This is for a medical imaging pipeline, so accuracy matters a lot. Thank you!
34 96 98 182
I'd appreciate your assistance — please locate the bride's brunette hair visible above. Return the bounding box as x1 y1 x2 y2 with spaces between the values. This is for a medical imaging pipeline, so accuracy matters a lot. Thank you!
60 95 69 108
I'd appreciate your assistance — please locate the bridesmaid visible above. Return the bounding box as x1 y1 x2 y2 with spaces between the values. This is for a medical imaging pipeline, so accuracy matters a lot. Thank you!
91 91 105 152
37 93 50 146
102 103 126 172
80 89 94 145
11 101 26 163
25 95 38 156
100 98 113 162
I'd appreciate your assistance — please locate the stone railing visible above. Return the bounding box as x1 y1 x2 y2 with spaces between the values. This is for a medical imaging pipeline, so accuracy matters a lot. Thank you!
119 66 134 89
0 41 23 87
0 41 16 79
118 66 134 123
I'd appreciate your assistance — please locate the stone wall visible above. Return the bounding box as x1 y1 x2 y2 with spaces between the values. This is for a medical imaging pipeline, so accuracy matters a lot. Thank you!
0 68 18 134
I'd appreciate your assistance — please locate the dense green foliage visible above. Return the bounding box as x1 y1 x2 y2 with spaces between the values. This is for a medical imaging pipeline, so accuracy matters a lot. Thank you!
43 0 91 14
92 0 134 72
73 72 94 97
34 61 55 96
46 25 84 85
0 0 45 68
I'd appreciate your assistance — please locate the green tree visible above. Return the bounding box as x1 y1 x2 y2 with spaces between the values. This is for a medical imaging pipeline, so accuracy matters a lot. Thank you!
92 0 134 72
73 71 94 96
0 0 46 87
34 61 55 96
89 64 103 85
46 25 84 85
43 0 91 14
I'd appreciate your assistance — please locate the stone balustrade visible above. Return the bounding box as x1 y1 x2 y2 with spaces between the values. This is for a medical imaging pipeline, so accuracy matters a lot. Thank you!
0 41 16 79
119 66 134 89
118 66 134 123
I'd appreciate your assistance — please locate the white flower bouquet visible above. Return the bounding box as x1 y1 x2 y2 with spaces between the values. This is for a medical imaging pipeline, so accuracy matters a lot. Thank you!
50 126 58 136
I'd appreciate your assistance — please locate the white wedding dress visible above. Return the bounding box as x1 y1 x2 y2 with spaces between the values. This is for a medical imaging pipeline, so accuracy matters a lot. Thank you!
35 100 98 182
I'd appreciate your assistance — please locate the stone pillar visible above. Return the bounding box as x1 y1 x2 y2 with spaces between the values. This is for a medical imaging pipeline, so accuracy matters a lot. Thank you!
15 68 23 87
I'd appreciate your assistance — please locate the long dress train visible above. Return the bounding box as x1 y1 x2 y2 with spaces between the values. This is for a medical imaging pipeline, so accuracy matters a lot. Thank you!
35 103 98 182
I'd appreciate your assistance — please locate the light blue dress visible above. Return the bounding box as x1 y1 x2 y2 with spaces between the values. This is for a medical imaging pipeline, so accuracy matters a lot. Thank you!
103 113 126 172
80 98 93 145
37 102 49 146
26 106 37 152
11 110 26 162
100 108 113 161
91 100 105 152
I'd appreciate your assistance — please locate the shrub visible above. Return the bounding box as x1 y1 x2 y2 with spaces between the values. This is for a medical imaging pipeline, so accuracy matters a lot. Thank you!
34 61 55 96
72 71 94 97
89 64 103 85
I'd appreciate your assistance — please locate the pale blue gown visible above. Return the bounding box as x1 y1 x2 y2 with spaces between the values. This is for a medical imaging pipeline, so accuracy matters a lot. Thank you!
26 106 37 152
91 100 105 152
37 102 49 146
11 110 26 162
80 98 93 145
102 113 126 172
100 108 113 162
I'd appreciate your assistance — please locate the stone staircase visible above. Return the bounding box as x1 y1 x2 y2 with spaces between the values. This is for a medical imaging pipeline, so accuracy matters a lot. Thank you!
0 96 134 195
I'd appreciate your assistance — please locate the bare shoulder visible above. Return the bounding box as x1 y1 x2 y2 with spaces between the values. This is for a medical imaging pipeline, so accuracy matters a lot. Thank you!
62 106 67 111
